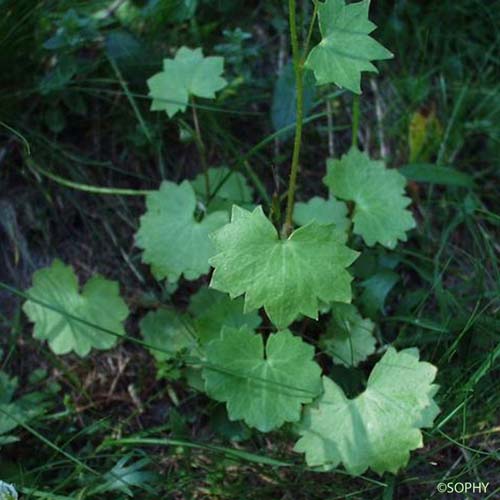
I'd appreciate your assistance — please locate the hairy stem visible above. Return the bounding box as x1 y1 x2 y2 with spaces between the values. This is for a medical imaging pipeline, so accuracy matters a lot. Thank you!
283 0 306 237
191 96 210 202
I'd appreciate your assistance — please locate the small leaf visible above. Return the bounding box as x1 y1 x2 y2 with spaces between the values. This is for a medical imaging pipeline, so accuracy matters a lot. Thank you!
408 106 443 163
321 303 375 367
324 147 416 248
190 167 254 213
210 405 251 442
188 287 261 345
360 269 399 317
202 327 322 432
295 347 439 475
93 455 157 496
136 181 228 282
293 196 350 235
147 46 227 117
305 0 393 93
140 309 196 361
23 260 128 357
209 205 359 328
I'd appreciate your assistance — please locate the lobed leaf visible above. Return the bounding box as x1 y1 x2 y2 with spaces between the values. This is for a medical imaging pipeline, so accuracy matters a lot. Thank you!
209 205 359 328
147 46 227 117
324 147 416 248
202 327 322 432
135 181 228 282
295 347 439 475
23 260 128 357
293 196 350 236
305 0 393 93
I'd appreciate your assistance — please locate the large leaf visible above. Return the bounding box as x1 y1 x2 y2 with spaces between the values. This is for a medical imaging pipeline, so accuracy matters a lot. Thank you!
293 196 350 236
140 309 196 362
209 205 359 328
295 347 439 475
324 148 416 248
188 287 261 345
305 0 393 93
23 260 128 356
147 46 226 117
202 327 322 432
320 303 375 367
135 181 227 282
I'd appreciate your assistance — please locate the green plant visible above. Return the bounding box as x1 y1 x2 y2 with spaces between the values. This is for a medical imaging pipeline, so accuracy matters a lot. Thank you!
20 0 441 480
0 481 18 500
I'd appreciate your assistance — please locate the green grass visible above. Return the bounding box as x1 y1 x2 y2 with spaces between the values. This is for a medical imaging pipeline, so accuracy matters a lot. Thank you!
1 0 499 498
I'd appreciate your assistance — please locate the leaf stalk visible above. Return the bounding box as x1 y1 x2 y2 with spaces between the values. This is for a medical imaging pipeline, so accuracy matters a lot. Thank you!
283 0 311 237
190 96 211 203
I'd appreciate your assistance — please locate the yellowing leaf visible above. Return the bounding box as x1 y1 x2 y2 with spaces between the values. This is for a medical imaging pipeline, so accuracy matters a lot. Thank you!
147 46 227 117
23 260 128 357
409 105 443 162
209 205 359 328
305 0 393 93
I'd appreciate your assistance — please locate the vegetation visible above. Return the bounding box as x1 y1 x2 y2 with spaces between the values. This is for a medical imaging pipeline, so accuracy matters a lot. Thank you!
0 0 498 498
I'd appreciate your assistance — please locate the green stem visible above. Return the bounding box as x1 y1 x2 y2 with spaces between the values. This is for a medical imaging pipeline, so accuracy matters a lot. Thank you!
352 94 360 148
190 96 210 202
283 0 306 237
25 158 151 196
108 55 153 146
303 0 319 58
